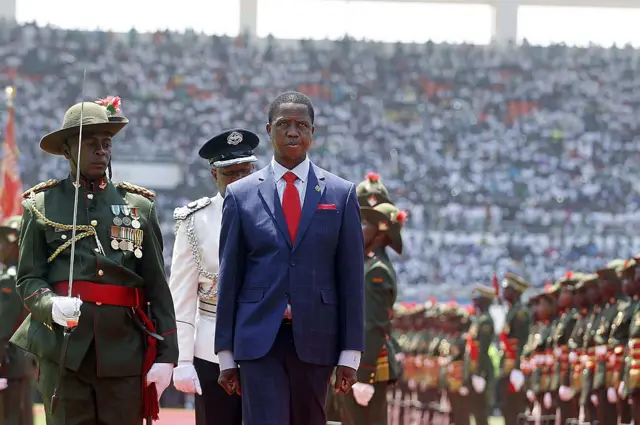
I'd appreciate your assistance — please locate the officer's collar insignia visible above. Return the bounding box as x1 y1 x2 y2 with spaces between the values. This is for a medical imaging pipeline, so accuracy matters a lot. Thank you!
378 221 389 231
227 131 243 146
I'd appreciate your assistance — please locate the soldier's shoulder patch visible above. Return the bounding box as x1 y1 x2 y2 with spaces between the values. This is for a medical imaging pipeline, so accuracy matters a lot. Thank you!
173 197 212 221
22 179 58 198
115 181 156 199
1 287 11 294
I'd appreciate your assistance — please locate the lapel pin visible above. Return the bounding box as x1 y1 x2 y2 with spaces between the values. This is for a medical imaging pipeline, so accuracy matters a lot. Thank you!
314 185 321 192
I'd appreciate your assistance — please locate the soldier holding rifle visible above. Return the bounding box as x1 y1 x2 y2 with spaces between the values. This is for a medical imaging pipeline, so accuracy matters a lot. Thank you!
10 97 178 425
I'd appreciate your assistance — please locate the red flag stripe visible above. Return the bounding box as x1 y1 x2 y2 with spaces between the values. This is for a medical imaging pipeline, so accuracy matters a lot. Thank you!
0 105 23 221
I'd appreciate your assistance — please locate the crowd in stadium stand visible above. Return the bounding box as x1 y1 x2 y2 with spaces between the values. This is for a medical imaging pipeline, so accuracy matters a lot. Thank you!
2 21 640 300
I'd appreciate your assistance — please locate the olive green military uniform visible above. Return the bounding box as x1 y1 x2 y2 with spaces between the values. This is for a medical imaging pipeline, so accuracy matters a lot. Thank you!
549 274 582 424
330 201 404 425
529 292 555 417
9 101 178 425
0 217 35 425
442 308 471 425
578 274 604 422
467 286 495 425
498 273 530 425
623 289 640 425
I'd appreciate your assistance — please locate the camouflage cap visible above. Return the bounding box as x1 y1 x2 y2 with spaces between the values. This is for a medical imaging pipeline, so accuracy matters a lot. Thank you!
471 284 496 301
502 272 530 294
0 215 21 243
356 172 391 208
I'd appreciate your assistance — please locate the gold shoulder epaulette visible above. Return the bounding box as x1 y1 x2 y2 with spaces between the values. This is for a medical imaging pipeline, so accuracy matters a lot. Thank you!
115 181 156 199
22 179 58 198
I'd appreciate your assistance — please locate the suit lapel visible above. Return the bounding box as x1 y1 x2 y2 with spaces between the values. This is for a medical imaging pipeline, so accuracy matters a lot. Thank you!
293 165 325 249
257 166 292 247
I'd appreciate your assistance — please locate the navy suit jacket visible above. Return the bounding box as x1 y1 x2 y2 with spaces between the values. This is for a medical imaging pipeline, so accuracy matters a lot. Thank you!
214 163 365 366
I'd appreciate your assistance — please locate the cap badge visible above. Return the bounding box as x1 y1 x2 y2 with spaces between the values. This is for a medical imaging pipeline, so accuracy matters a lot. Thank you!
227 131 243 146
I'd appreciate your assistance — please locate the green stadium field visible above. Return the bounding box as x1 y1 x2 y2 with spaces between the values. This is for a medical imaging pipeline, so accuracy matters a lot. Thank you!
33 404 506 425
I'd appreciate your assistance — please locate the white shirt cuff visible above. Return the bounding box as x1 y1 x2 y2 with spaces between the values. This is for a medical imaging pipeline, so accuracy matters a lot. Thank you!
338 350 361 370
217 350 237 370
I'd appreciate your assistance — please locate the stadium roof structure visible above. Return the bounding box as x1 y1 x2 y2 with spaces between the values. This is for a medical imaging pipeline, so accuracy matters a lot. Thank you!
321 0 640 44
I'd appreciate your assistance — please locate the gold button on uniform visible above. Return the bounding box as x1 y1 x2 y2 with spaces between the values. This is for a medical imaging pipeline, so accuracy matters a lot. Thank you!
91 220 98 226
98 270 104 276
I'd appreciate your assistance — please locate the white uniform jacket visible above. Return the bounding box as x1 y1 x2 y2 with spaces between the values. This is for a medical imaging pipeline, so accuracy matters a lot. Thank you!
169 194 223 364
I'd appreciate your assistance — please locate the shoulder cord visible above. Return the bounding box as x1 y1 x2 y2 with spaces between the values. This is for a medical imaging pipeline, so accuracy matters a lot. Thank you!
26 194 105 263
184 214 218 299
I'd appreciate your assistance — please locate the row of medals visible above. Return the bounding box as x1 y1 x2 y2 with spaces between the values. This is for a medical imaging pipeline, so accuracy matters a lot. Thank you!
110 205 143 258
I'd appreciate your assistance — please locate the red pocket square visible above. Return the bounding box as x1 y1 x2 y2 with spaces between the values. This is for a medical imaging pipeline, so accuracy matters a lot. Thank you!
317 204 337 210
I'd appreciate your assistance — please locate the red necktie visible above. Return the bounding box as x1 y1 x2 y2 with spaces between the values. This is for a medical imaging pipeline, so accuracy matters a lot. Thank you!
282 172 301 243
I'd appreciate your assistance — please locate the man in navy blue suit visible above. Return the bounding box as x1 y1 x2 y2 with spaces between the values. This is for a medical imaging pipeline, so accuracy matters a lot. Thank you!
214 91 365 425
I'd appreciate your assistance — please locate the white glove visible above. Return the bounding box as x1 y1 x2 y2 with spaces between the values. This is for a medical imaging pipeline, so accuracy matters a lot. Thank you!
352 382 375 407
471 375 486 393
408 379 417 391
0 378 7 391
146 363 174 401
527 390 536 402
595 345 607 356
510 369 525 391
395 352 405 362
590 393 599 407
173 362 202 395
569 352 578 363
459 386 469 396
559 385 575 401
618 381 626 398
51 296 82 327
543 392 552 409
607 387 618 403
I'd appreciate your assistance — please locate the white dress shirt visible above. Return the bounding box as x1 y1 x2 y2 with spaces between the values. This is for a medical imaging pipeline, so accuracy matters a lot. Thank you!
217 157 361 371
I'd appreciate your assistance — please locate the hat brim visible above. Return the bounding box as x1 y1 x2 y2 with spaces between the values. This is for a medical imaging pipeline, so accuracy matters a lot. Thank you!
212 155 258 168
40 121 128 155
360 207 403 255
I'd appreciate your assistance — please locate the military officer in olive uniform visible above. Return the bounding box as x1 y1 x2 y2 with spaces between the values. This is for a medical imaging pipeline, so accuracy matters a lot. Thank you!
170 129 260 425
443 306 472 425
0 216 34 425
332 202 406 425
467 285 496 425
498 273 530 425
9 100 179 425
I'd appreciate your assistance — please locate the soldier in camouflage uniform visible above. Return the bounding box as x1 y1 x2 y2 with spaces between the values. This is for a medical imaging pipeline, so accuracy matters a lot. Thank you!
332 202 406 425
551 272 583 424
0 216 34 425
441 306 472 425
498 273 530 425
592 260 628 425
467 285 495 425
578 273 604 423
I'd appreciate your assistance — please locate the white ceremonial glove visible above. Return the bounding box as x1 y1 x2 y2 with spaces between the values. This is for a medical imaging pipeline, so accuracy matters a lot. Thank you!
471 375 486 393
569 352 578 363
459 386 469 396
595 345 607 357
0 378 7 391
51 296 82 327
352 383 375 407
147 363 174 401
527 390 536 402
590 393 599 407
543 392 552 409
559 385 575 401
173 362 202 395
408 379 417 391
395 352 405 363
510 369 525 392
618 381 626 398
607 387 618 403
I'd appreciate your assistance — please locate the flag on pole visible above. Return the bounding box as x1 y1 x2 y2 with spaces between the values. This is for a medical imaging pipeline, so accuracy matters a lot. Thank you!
0 86 23 221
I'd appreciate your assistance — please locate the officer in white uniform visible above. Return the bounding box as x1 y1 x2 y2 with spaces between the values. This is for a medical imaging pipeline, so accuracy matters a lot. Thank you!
170 129 260 425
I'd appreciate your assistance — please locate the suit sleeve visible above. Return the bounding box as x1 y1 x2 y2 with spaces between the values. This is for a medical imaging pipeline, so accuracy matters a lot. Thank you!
168 217 200 363
16 199 55 329
335 183 365 353
357 267 393 382
214 186 245 354
141 201 178 364
0 276 22 360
